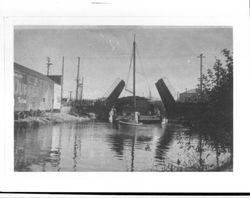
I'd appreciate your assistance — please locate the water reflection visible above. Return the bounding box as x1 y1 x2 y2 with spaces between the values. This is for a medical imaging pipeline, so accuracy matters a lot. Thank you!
14 121 233 172
14 125 62 171
154 125 175 162
107 133 127 160
49 125 62 171
72 125 83 171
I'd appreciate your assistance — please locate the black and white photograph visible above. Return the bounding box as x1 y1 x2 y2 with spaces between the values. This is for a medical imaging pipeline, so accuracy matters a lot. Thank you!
2 0 250 195
14 26 233 172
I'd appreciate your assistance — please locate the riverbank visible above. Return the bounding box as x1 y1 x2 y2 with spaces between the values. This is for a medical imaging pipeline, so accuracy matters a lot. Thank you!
14 112 90 127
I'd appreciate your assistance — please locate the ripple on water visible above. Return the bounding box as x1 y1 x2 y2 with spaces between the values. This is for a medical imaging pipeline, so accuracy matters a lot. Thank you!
14 121 233 171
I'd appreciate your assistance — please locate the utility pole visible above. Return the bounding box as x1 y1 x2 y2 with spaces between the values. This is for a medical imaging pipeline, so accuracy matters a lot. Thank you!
215 56 220 87
133 35 136 112
46 57 53 76
75 57 80 101
60 56 64 110
80 77 84 100
197 53 205 95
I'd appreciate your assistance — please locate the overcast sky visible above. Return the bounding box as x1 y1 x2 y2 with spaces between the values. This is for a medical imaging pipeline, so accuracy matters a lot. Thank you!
14 26 232 99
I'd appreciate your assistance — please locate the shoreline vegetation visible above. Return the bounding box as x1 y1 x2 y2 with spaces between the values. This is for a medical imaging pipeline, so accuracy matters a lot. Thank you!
183 49 233 134
14 112 90 128
170 49 233 172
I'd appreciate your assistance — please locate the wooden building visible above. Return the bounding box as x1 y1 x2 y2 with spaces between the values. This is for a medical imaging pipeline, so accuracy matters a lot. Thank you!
47 75 62 110
178 89 199 103
14 62 55 112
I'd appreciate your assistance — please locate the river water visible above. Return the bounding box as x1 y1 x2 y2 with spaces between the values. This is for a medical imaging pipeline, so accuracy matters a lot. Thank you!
14 121 233 171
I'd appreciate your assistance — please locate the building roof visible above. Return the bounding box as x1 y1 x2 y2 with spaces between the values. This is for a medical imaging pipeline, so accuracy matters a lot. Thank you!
181 89 198 94
48 75 62 85
14 62 55 84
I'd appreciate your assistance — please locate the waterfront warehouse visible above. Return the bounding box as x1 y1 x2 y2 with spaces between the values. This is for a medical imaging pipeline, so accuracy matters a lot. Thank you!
47 75 62 110
14 62 55 112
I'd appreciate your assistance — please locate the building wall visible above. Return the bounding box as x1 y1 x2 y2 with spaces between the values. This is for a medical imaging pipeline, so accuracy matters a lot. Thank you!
178 92 198 103
14 63 54 112
53 83 61 109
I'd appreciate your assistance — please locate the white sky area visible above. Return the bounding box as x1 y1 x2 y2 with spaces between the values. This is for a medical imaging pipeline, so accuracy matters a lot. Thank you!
14 26 232 99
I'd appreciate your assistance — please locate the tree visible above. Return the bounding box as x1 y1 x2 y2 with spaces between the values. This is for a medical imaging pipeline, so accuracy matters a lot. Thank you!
197 49 233 132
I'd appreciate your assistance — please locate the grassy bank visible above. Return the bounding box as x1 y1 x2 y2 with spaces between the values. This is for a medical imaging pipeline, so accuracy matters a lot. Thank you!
14 112 90 127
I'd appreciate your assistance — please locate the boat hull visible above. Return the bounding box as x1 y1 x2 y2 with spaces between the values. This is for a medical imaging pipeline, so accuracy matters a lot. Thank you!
139 115 162 124
118 120 143 126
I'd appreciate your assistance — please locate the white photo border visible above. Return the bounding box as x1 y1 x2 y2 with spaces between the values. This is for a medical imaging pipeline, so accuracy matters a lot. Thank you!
1 0 250 193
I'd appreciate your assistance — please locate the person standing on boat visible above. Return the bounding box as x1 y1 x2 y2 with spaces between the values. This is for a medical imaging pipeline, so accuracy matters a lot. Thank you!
135 111 140 124
109 108 114 123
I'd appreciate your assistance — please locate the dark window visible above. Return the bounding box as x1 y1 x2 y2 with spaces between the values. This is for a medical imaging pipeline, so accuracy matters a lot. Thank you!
43 98 45 102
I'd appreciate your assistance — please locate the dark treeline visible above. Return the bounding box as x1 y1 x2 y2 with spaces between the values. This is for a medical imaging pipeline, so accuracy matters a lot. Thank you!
194 49 233 138
193 49 233 169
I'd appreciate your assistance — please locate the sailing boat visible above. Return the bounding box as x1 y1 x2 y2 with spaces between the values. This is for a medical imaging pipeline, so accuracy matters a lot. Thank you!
118 35 143 126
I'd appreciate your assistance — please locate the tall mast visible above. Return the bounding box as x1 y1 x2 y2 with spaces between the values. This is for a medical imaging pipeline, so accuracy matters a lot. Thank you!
60 56 64 110
76 57 80 101
133 35 136 112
